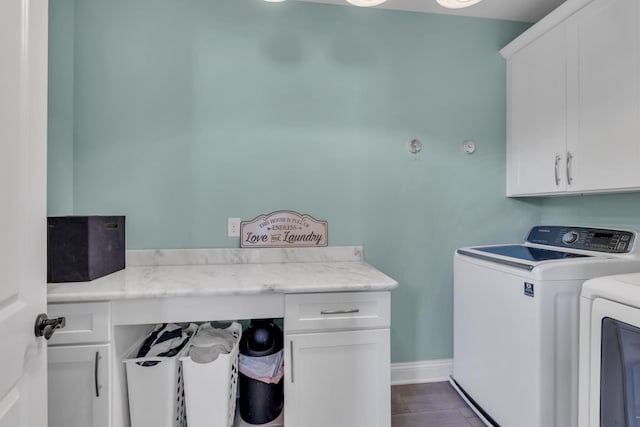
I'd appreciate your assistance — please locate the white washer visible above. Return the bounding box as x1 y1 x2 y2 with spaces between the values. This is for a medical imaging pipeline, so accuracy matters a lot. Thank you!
451 226 640 427
579 272 640 427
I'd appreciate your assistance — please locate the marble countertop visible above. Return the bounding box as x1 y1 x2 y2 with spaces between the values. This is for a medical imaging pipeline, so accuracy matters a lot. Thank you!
47 246 398 303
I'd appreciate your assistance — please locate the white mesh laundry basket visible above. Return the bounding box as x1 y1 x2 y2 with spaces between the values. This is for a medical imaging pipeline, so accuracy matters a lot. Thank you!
180 322 242 427
123 333 190 427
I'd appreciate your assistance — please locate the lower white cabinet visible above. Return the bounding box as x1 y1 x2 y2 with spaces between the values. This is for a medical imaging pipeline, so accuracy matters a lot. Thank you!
284 292 391 427
48 344 111 427
47 302 112 427
47 290 393 427
284 329 391 427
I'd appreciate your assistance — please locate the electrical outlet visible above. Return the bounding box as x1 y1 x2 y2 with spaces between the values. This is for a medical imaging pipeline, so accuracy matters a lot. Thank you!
228 218 241 237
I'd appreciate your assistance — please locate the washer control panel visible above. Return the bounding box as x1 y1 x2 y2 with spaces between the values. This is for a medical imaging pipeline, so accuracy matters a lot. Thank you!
527 226 635 253
562 231 580 245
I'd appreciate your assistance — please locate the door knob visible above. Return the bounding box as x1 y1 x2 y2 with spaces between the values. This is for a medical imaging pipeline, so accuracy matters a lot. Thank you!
34 313 66 340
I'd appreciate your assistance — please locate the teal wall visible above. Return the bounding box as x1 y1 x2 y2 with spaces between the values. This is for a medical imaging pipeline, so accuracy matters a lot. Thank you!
48 0 543 363
48 0 75 215
538 193 640 230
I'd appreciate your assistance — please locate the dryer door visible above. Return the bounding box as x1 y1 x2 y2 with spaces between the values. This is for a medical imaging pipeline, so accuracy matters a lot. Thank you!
588 298 640 427
601 318 640 427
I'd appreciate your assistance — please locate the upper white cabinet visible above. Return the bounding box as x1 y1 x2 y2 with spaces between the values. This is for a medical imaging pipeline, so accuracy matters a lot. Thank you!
502 0 640 196
506 24 568 195
569 0 640 192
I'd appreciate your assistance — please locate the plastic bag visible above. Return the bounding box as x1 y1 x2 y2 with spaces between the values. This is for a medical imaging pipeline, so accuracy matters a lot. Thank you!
239 350 284 384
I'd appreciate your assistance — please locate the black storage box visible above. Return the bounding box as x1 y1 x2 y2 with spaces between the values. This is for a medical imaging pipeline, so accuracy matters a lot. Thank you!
47 216 125 283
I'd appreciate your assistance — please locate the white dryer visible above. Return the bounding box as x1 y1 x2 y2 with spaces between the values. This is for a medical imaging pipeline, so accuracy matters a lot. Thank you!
451 226 640 427
579 272 640 427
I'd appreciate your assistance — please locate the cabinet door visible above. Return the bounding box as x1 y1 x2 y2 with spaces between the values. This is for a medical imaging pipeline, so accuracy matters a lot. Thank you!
284 329 390 427
48 344 111 427
506 24 567 196
569 0 640 192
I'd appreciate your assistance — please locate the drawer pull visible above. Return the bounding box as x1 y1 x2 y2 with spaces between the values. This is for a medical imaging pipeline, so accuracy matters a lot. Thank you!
566 151 574 185
320 309 360 315
95 351 101 397
290 340 294 384
554 154 561 186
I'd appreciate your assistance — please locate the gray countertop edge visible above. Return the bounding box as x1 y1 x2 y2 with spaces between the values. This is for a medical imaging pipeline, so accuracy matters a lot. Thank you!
47 259 398 303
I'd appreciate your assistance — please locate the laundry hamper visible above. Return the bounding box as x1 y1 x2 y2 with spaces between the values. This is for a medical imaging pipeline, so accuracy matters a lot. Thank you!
123 334 190 427
180 322 242 427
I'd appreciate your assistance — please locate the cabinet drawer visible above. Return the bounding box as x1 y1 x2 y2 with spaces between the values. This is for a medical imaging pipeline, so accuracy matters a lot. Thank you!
47 302 111 345
285 292 390 332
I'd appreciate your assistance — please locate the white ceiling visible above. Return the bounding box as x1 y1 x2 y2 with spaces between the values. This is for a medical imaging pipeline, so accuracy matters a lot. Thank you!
296 0 567 23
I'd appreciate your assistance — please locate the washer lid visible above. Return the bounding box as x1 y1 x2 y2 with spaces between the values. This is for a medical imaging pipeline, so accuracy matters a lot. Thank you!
457 244 595 272
474 245 591 262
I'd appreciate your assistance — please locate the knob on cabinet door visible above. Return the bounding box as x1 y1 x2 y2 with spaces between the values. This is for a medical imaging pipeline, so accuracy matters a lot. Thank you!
34 313 66 340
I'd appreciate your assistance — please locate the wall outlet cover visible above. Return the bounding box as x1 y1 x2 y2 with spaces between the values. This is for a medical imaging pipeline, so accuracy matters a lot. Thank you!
228 217 241 237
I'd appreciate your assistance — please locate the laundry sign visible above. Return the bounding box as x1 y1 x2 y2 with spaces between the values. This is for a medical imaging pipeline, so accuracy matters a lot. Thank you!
240 210 328 248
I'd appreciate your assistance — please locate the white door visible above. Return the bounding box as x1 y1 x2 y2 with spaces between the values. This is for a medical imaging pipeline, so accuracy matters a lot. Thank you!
569 0 640 192
506 23 567 196
0 0 49 426
285 329 391 427
48 344 111 427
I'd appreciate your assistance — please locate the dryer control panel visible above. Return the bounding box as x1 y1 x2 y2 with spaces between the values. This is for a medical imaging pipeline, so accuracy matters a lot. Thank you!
526 226 635 254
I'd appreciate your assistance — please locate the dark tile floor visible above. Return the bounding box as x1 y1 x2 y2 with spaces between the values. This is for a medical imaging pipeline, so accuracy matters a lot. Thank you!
392 382 485 427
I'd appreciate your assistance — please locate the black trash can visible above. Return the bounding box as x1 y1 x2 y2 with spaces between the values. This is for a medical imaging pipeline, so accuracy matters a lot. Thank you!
239 319 284 424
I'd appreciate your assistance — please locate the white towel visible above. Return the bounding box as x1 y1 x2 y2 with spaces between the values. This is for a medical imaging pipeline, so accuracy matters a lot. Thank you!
189 323 238 363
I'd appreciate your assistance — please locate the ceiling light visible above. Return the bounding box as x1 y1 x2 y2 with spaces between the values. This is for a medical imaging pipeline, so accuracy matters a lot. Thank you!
436 0 483 9
263 0 286 2
345 0 388 7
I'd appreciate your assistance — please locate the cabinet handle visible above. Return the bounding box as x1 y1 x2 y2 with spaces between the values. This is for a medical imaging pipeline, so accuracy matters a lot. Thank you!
320 309 360 315
554 154 561 186
566 151 573 185
289 340 294 384
94 351 100 398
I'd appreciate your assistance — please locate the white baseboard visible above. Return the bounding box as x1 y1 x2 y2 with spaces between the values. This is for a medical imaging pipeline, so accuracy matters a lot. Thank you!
391 359 453 385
